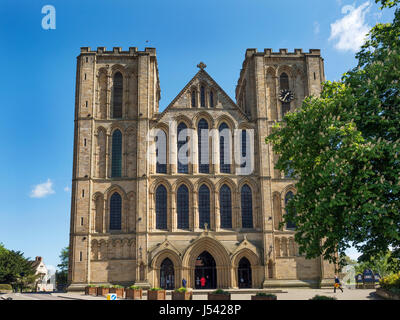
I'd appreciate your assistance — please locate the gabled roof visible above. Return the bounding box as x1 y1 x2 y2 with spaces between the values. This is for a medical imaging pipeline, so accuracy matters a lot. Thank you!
158 68 249 121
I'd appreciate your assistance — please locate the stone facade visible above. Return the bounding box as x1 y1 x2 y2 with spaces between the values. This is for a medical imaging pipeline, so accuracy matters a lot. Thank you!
67 47 336 292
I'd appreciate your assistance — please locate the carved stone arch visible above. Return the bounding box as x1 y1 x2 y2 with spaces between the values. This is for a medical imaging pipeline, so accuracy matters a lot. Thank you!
151 248 182 290
172 177 194 194
95 125 107 136
150 179 172 231
104 186 127 231
92 192 104 233
215 114 236 130
277 65 294 79
282 184 297 196
175 114 193 129
232 240 261 267
149 178 172 194
215 177 238 194
193 111 214 129
238 179 258 229
282 185 297 231
238 178 258 194
272 191 282 230
95 127 107 178
104 184 127 201
265 66 277 77
97 68 108 119
189 85 198 108
182 236 231 288
108 124 125 136
237 121 255 131
194 177 215 194
110 64 127 78
151 248 182 270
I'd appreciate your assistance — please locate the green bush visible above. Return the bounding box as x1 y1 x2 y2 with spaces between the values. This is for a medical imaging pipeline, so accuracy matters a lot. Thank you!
128 285 141 290
99 285 111 288
112 285 124 289
0 284 12 291
149 287 164 291
380 272 400 292
310 295 337 300
175 287 188 293
256 292 277 298
87 284 96 288
212 289 230 295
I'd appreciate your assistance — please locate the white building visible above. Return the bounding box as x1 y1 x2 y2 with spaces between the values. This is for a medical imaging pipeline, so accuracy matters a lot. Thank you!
30 256 56 292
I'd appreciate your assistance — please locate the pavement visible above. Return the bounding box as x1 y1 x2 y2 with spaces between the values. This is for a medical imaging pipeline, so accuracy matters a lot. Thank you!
0 288 383 300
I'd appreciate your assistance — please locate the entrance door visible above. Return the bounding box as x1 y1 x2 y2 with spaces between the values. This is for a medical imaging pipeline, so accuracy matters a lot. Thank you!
195 251 217 289
238 257 252 288
160 258 174 290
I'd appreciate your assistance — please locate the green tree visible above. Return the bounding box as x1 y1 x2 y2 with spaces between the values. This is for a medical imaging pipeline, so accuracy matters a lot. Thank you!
56 247 69 290
0 248 38 291
267 1 400 267
355 251 400 276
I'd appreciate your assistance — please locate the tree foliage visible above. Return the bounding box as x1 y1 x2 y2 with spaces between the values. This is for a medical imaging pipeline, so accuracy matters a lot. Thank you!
267 3 400 267
355 251 400 276
0 247 37 290
56 247 69 289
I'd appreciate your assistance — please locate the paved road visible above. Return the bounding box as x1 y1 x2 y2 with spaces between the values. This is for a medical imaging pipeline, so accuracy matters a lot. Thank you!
1 288 382 300
1 292 72 300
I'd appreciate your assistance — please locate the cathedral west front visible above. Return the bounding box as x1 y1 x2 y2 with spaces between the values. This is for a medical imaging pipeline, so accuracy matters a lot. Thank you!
67 46 335 291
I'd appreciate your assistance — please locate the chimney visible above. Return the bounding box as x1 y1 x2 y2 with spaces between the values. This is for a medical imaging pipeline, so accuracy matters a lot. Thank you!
35 256 42 262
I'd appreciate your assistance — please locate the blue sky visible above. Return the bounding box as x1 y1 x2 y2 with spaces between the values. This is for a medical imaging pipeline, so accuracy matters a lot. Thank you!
0 0 395 270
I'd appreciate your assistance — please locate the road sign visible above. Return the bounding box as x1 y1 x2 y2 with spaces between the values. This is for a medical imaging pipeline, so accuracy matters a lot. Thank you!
107 293 117 300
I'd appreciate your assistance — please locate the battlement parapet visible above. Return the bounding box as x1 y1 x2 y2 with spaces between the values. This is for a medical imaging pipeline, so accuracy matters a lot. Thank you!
79 47 156 56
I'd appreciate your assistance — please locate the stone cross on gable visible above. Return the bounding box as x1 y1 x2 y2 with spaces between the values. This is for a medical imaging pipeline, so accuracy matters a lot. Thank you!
197 62 207 70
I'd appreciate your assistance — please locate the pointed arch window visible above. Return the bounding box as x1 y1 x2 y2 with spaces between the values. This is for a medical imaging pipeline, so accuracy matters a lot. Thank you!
191 90 196 108
198 184 210 229
177 122 189 173
111 130 122 177
198 119 209 173
209 91 214 108
109 192 122 230
156 185 168 230
240 130 248 169
241 184 253 228
156 129 167 174
220 184 232 228
285 191 296 229
112 72 123 118
200 86 206 107
177 185 189 230
219 123 231 173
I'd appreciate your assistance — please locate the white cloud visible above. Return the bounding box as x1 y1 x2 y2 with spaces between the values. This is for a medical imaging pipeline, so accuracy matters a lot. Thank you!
313 21 321 35
30 179 55 198
64 186 70 192
329 1 372 52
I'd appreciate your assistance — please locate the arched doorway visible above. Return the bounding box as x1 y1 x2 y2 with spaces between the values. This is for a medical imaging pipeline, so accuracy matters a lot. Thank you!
160 258 174 290
238 257 252 288
195 251 217 289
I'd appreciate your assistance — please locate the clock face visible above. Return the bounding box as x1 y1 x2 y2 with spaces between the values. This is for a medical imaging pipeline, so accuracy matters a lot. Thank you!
279 89 294 103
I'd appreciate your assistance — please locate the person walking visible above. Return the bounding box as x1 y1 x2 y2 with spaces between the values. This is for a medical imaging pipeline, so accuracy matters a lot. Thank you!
334 275 343 293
